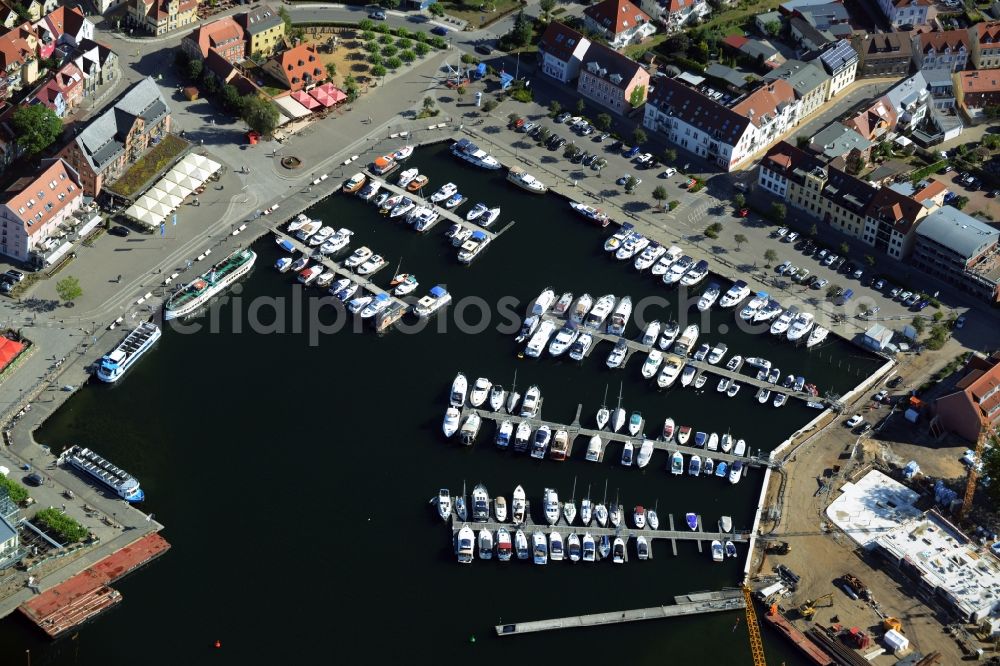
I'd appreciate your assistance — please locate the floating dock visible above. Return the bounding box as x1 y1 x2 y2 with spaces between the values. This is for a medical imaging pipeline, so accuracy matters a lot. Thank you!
272 231 410 312
496 589 745 635
459 402 777 470
538 313 818 404
367 172 503 240
19 533 170 639
761 605 835 666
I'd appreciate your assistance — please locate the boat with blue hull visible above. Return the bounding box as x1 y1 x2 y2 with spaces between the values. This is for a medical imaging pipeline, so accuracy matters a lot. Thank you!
96 322 161 383
62 445 144 502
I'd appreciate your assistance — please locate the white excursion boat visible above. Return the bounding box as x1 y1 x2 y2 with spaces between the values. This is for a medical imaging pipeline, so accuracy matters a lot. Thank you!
663 255 693 285
641 350 664 378
450 372 468 407
451 138 501 169
163 248 256 321
650 245 683 275
657 354 684 388
697 282 721 311
430 182 458 203
770 306 798 335
584 294 615 329
525 320 557 358
787 312 816 343
413 285 452 318
570 201 610 227
470 377 492 407
607 297 632 336
807 326 829 348
507 167 547 193
570 293 593 324
96 322 161 383
719 280 750 308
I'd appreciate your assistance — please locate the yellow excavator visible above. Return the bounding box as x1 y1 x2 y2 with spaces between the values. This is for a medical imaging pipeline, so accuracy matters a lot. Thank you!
798 593 834 619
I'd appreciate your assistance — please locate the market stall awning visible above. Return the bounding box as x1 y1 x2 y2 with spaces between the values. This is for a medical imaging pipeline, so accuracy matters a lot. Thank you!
163 170 200 191
308 87 335 108
291 90 320 110
124 204 162 227
149 187 183 208
315 82 346 104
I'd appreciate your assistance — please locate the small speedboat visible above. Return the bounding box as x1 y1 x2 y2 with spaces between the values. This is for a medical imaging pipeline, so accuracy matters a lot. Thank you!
553 292 574 316
729 461 744 484
582 533 596 562
515 529 529 560
442 407 460 437
437 488 452 521
715 461 728 478
711 540 724 562
494 496 507 522
707 433 719 452
658 321 680 350
725 541 737 558
456 495 468 522
470 377 492 407
609 503 622 528
397 168 419 187
496 420 513 449
496 527 513 562
621 441 634 466
466 202 487 221
594 504 608 528
685 513 698 531
720 516 733 532
636 536 649 561
677 426 691 445
636 439 653 468
512 485 526 524
633 505 646 529
720 433 733 453
443 192 466 209
513 422 531 453
532 532 548 565
627 412 643 437
585 435 602 462
356 254 386 276
450 372 468 407
544 488 560 525
648 509 659 530
456 525 474 564
489 385 506 412
392 145 414 161
480 207 501 228
568 533 581 562
641 350 663 379
689 454 701 476
549 531 564 562
430 182 458 203
612 537 625 564
662 418 675 441
478 529 494 560
344 246 373 269
393 274 419 296
704 458 714 475
598 535 611 560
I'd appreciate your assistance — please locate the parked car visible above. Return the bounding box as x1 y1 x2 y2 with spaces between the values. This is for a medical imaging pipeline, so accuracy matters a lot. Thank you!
737 208 749 217
553 137 567 149
822 253 837 266
774 227 788 238
904 292 921 306
873 278 885 290
888 376 903 388
596 132 610 142
776 260 791 274
616 174 632 186
830 257 845 270
635 152 653 165
785 231 799 243
4 269 25 282
816 249 828 261
812 278 829 290
889 287 902 298
624 145 642 158
852 268 864 279
915 300 929 311
579 125 594 136
591 158 607 171
662 167 677 178
955 314 967 329
528 125 543 137
610 139 623 150
431 26 449 36
793 268 810 283
846 414 863 427
897 290 911 301
475 43 493 55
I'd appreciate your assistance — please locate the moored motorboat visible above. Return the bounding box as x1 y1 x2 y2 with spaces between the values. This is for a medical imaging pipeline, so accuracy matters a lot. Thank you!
406 174 429 192
633 505 646 529
519 385 541 418
807 325 829 348
494 496 508 522
662 418 675 441
582 533 596 562
612 537 625 564
697 281 721 311
460 413 481 445
543 487 560 525
495 420 512 449
469 377 492 407
450 372 468 407
636 536 649 560
688 454 701 476
729 461 743 484
585 435 602 462
648 508 659 530
570 201 610 227
704 458 714 475
478 529 494 560
719 280 750 308
437 488 452 521
553 291 574 316
430 182 458 203
787 312 816 343
570 293 593 324
685 512 698 530
711 540 724 562
658 321 680 350
496 527 513 562
472 483 490 521
568 533 581 562
725 540 737 558
397 168 419 187
512 485 526 524
532 532 548 565
670 450 684 475
620 440 634 466
634 242 665 271
513 422 531 453
677 426 691 444
456 525 474 564
549 531 564 562
568 332 593 361
489 385 506 412
530 424 551 459
606 296 632 336
627 411 643 437
584 294 615 329
507 167 547 193
641 350 663 379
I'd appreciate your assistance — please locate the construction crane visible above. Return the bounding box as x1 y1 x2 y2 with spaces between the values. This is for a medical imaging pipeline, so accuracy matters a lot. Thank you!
798 593 834 620
741 584 767 666
959 419 994 521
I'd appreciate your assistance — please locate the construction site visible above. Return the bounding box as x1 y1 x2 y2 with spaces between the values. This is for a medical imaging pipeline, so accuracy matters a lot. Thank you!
741 351 1000 666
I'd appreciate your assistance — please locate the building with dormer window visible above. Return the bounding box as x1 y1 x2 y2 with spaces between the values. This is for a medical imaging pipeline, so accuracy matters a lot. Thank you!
0 158 82 262
912 29 968 73
877 0 932 28
261 43 324 92
537 22 591 83
575 41 649 114
971 21 1000 70
237 5 284 59
33 6 93 59
0 22 40 102
182 17 246 65
812 39 858 96
583 0 655 50
854 32 913 78
129 0 198 36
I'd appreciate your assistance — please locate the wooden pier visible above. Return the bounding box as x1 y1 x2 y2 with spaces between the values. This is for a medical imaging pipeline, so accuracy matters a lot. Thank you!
539 313 818 404
459 403 778 469
273 230 410 310
366 171 504 240
495 589 745 636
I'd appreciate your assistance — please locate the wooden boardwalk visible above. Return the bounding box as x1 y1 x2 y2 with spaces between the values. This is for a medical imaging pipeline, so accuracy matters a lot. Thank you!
459 403 778 469
539 313 818 403
495 589 745 635
272 230 410 310
367 171 504 239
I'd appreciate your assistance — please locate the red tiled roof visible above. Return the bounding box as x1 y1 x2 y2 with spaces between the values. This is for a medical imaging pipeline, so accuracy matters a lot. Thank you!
538 21 588 63
0 22 37 70
271 43 323 90
918 29 969 54
912 179 946 202
36 6 88 41
731 79 796 129
722 35 748 50
187 17 245 59
3 159 81 237
975 21 1000 46
137 0 197 21
864 186 924 235
958 69 1000 95
583 0 650 37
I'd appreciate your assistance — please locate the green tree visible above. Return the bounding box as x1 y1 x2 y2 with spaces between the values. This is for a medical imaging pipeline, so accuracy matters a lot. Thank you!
984 445 1000 505
379 33 394 45
764 21 780 37
540 0 555 17
187 57 203 81
55 276 82 304
864 254 876 267
35 508 88 543
826 284 841 298
508 112 520 125
372 63 387 77
595 113 612 131
415 42 431 56
200 69 218 94
629 84 646 108
549 100 562 117
400 50 415 63
764 249 778 267
770 201 786 223
325 62 337 80
379 0 400 8
954 195 970 210
809 223 818 237
12 104 62 156
663 148 677 163
482 99 498 113
358 18 374 31
386 55 402 69
220 84 241 112
912 315 926 334
279 5 292 30
423 95 435 110
511 10 532 47
652 185 668 209
705 222 722 238
240 95 280 137
624 176 638 192
537 127 551 143
575 98 586 114
395 27 410 39
632 128 647 146
839 242 850 255
0 475 28 504
796 135 810 149
734 233 748 250
382 44 398 58
733 192 745 209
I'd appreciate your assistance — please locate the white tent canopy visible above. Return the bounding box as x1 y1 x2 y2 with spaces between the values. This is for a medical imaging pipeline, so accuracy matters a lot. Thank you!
157 179 186 197
124 204 163 227
163 169 199 191
124 151 225 228
150 187 183 208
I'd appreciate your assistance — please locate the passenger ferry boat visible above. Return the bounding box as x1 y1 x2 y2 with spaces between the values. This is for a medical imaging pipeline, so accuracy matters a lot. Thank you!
62 445 144 502
507 167 548 193
450 139 501 169
163 248 256 320
96 322 161 383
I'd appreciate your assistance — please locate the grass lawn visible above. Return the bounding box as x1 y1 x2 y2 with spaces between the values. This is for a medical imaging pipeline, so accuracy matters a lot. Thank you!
106 134 189 198
441 0 521 28
699 0 781 33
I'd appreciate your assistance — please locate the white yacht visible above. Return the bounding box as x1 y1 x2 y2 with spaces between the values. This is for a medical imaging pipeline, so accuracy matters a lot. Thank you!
548 325 579 357
397 167 419 187
787 312 816 343
512 485 526 524
410 207 442 232
519 385 541 418
753 299 784 323
807 326 829 348
466 202 488 221
657 354 684 388
543 488 560 525
570 293 594 324
525 320 557 358
584 294 616 329
606 297 632 336
634 242 665 271
344 246 373 269
459 413 481 445
549 532 564 562
697 282 721 311
604 223 633 252
472 484 490 521
469 377 492 407
706 343 728 365
494 496 508 522
680 364 697 387
658 321 680 350
641 320 661 347
641 349 663 379
650 245 683 276
450 372 467 407
532 532 548 565
636 439 654 468
430 182 458 203
319 228 354 254
389 198 416 219
359 293 391 319
679 259 709 287
770 306 798 336
480 207 501 228
719 280 750 308
437 489 452 521
568 333 593 361
674 324 700 355
582 534 596 562
605 339 627 369
495 419 513 448
489 385 506 413
739 291 769 321
530 288 556 316
507 167 547 193
456 525 474 564
413 285 452 318
663 255 693 285
585 435 602 462
452 138 501 169
442 407 460 437
615 234 649 260
478 529 494 560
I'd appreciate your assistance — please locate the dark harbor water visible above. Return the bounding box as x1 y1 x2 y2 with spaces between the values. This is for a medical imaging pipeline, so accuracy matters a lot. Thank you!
0 143 883 665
